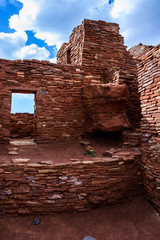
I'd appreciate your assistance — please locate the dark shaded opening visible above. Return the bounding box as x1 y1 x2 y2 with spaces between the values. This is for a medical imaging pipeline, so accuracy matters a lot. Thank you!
86 131 123 149
67 48 71 64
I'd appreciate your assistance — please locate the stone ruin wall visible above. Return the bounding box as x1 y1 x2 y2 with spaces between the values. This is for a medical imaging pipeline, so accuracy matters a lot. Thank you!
137 44 160 211
0 20 141 143
81 20 141 130
10 113 34 138
57 19 141 129
0 154 142 216
0 60 86 143
57 22 84 65
0 19 160 214
129 43 154 63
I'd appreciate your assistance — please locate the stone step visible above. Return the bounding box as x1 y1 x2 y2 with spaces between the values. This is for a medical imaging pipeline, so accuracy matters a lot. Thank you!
12 158 31 164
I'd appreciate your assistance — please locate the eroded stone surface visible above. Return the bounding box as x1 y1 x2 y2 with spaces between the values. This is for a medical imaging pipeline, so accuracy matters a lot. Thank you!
129 43 154 62
83 83 131 131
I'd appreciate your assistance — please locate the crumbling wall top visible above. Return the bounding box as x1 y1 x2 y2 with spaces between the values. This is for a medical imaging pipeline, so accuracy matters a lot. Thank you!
129 43 154 62
57 19 123 66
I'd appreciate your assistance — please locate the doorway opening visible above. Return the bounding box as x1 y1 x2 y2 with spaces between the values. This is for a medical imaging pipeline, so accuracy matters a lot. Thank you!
67 48 71 64
10 92 36 140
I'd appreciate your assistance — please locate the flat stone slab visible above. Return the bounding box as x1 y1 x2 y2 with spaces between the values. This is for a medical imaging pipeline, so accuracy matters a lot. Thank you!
8 151 19 155
70 159 81 162
8 147 19 152
12 158 31 164
38 161 52 165
10 139 37 146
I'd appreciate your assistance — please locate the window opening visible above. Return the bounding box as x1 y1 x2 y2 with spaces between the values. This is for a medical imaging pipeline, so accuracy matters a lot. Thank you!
11 93 34 113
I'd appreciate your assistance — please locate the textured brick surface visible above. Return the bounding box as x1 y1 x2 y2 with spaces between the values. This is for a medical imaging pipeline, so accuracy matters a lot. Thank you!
129 43 154 62
0 19 141 143
0 153 142 216
10 113 34 138
0 19 159 215
0 62 85 143
137 44 160 211
58 19 141 129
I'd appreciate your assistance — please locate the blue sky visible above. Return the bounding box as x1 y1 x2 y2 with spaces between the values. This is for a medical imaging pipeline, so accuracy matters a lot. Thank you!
11 93 34 113
0 0 160 62
0 0 160 113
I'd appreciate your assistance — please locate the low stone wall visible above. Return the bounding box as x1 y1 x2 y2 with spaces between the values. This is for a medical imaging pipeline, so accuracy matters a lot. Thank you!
0 155 142 216
10 113 34 138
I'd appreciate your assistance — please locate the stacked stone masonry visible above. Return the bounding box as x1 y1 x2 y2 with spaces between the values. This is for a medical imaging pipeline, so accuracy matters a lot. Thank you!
0 154 142 216
0 62 85 143
58 19 141 129
0 19 160 214
137 44 160 211
10 113 34 138
129 43 154 63
0 19 140 143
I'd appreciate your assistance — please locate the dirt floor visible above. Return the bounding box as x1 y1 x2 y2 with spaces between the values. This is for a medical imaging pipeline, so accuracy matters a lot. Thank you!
0 132 123 164
0 196 160 240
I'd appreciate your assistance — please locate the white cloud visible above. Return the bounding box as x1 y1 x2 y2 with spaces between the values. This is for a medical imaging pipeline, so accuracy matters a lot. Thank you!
0 30 51 60
35 31 63 49
0 0 160 60
2 0 112 60
112 0 160 48
9 0 112 47
15 44 50 60
9 0 39 31
49 57 57 63
121 29 132 41
0 31 27 59
111 0 135 18
0 30 27 43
